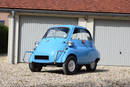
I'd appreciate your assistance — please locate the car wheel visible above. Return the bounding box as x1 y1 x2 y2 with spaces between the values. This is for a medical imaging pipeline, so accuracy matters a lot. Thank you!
86 61 97 72
63 56 77 75
29 63 42 72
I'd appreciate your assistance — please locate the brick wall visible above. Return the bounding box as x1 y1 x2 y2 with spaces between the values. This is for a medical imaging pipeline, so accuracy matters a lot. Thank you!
0 12 9 26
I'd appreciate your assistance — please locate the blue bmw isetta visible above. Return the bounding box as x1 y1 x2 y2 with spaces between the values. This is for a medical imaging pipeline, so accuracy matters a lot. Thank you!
26 25 100 75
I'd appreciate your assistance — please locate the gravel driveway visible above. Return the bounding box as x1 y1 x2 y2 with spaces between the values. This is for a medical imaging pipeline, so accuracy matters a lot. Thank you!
0 56 130 87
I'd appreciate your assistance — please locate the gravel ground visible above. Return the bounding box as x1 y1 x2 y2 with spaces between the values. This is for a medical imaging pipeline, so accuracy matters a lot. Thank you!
0 56 130 87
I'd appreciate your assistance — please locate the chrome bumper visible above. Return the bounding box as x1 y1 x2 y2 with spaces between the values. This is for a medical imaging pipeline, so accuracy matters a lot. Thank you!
23 51 33 62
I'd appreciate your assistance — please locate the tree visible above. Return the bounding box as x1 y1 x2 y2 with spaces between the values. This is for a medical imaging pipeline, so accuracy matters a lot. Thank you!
0 23 8 54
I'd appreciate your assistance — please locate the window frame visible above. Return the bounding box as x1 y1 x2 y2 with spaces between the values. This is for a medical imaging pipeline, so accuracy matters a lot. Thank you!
43 27 70 39
72 28 92 40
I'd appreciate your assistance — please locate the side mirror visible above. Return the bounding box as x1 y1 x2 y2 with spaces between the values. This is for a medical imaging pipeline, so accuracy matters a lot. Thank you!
68 41 73 47
35 41 39 47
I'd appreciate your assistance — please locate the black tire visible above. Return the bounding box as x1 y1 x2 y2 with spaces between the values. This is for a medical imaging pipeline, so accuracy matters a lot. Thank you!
86 61 97 72
76 65 82 72
29 63 42 72
63 56 77 75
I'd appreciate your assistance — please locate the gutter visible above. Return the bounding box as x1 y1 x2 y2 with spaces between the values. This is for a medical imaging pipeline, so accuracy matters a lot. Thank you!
0 8 130 17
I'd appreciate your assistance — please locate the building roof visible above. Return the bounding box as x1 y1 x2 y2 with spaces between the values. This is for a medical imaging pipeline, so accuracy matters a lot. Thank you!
0 0 130 14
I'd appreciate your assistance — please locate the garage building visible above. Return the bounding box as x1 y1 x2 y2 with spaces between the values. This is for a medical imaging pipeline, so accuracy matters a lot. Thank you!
0 0 130 66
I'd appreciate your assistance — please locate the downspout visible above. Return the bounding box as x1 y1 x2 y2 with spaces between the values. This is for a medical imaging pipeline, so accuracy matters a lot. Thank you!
11 10 15 64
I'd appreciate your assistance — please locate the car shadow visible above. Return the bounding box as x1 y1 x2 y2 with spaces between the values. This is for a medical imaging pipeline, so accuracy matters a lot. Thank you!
41 69 109 75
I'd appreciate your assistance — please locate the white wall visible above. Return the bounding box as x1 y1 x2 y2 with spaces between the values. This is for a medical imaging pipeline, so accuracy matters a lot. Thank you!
8 14 15 64
78 17 94 38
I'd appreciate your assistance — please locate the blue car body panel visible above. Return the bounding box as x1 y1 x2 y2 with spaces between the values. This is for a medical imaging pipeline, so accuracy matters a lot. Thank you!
28 25 100 65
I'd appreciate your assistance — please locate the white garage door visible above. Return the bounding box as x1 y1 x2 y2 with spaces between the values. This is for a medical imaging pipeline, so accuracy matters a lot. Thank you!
95 20 130 66
19 16 78 62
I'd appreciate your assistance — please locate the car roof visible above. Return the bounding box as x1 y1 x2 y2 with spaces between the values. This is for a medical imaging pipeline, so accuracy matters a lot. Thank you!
51 25 88 30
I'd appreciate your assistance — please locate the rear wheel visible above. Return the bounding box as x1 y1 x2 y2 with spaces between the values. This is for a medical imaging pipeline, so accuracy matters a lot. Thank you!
29 63 42 72
63 56 77 75
86 61 97 72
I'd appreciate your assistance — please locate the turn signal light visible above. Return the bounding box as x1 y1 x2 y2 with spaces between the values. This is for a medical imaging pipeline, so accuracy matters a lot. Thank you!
82 40 85 44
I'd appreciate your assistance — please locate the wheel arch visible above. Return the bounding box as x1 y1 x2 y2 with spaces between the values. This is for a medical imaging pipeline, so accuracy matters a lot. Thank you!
64 53 77 63
95 58 100 63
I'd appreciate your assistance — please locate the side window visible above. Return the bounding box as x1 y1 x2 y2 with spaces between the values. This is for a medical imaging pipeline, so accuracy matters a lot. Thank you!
0 20 5 25
72 28 92 40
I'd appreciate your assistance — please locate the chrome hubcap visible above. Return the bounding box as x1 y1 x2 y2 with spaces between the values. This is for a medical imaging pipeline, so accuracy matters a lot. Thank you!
90 62 95 69
68 60 75 72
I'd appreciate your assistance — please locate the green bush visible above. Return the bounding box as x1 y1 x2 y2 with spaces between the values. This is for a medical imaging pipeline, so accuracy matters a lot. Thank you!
0 23 8 54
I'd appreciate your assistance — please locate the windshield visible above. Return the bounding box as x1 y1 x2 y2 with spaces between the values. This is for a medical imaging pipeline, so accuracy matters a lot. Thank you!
43 27 70 38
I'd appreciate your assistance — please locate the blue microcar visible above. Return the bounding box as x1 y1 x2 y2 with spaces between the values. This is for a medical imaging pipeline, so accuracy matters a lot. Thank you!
25 25 100 75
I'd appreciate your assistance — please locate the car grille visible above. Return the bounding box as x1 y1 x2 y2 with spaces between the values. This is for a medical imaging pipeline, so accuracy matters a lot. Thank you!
35 55 49 60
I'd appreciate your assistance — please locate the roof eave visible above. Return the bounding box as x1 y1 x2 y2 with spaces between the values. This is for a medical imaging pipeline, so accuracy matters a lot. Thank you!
0 8 130 17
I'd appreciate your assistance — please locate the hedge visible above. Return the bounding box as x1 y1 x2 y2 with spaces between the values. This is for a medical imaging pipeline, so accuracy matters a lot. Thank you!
0 23 8 54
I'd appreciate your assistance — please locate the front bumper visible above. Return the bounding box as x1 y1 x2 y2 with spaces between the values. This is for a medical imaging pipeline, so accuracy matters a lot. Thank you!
29 53 64 64
31 62 63 67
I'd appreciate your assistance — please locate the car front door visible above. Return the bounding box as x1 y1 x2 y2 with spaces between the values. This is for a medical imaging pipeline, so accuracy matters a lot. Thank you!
71 28 93 64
